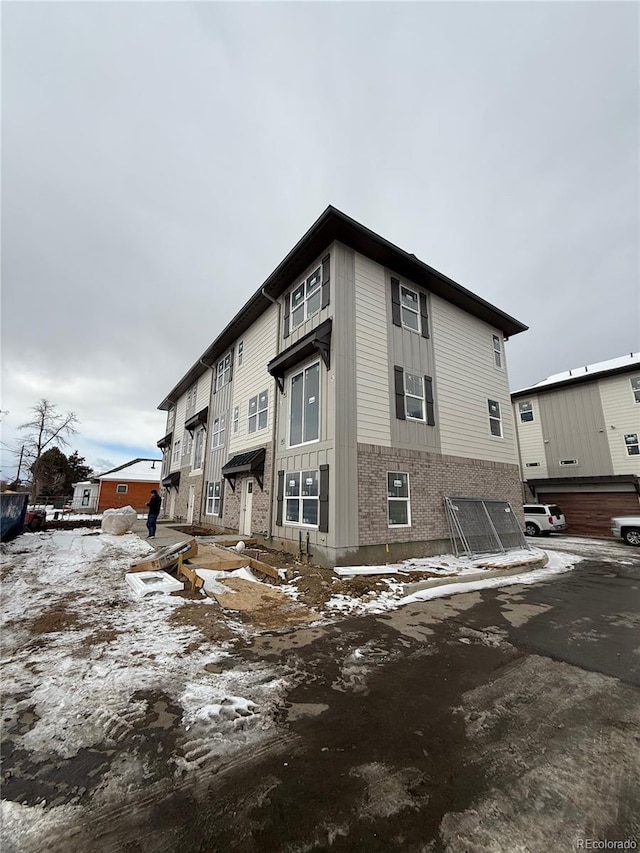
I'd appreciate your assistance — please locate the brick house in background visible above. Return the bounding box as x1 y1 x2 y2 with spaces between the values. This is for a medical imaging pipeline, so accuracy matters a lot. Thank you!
157 206 528 565
512 353 640 536
72 458 162 514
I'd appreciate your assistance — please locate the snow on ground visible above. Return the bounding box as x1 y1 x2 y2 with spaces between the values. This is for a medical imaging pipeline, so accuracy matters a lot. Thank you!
325 549 582 615
1 530 286 767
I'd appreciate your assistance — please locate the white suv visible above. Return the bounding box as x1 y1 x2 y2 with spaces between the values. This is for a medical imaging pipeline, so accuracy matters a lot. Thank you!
523 504 567 537
610 516 640 546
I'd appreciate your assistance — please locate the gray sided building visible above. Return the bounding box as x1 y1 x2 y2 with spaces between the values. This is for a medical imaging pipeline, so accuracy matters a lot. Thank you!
157 206 528 566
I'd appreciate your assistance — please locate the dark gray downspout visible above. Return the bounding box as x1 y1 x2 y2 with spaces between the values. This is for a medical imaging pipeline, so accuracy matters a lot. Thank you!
261 287 281 541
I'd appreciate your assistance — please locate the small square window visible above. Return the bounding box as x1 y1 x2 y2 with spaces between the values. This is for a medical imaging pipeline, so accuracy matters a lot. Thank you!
116 484 128 494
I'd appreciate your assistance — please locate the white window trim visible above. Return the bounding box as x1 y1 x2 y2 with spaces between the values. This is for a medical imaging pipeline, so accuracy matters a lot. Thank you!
624 433 639 455
518 400 534 423
233 406 239 434
172 440 181 465
631 377 640 404
205 481 222 516
405 371 426 422
488 400 503 438
211 415 226 449
493 334 503 368
387 471 411 528
288 360 321 449
216 354 231 391
248 390 269 434
400 285 422 334
283 469 319 528
289 267 322 330
116 484 128 494
191 428 204 471
237 341 244 367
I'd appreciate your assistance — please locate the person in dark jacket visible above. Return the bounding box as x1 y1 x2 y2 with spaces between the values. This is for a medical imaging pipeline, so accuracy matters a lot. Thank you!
146 489 161 538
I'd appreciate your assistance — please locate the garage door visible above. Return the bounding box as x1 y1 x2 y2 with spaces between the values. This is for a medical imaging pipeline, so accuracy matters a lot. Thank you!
537 491 640 537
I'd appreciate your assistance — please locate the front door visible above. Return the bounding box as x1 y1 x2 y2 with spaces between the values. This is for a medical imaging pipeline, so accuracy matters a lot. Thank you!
187 485 195 524
240 478 253 536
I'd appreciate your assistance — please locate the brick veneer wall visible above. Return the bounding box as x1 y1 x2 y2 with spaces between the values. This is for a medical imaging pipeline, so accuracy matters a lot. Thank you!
222 445 272 536
357 442 524 552
98 480 161 513
171 467 206 524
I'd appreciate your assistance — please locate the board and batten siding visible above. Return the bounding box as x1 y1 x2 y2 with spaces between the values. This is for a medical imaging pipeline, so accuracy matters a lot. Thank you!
354 253 391 446
538 384 613 478
228 303 279 454
512 396 548 478
430 294 518 464
169 393 187 472
599 373 640 476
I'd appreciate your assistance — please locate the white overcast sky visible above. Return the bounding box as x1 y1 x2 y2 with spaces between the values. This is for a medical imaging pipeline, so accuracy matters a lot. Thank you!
2 1 639 479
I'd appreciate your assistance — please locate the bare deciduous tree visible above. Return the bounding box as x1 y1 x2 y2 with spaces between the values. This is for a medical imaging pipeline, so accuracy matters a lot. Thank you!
18 399 79 499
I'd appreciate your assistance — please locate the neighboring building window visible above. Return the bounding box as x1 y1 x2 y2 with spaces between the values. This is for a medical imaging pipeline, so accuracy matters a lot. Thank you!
289 362 320 447
387 472 410 527
248 390 268 433
205 481 222 515
518 400 534 423
284 470 319 526
116 484 128 494
400 286 421 333
233 406 239 434
211 416 226 448
488 400 502 437
493 335 502 368
237 341 243 366
193 429 204 470
216 354 232 390
172 440 181 464
405 371 426 421
186 383 197 409
632 377 640 404
290 267 322 329
82 489 91 506
624 434 639 456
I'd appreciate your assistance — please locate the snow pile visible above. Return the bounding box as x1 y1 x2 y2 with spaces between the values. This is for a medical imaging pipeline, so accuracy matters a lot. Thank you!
325 550 581 615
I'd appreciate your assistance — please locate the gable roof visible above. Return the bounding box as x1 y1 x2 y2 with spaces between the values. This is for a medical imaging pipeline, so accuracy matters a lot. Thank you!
96 458 162 482
511 352 640 399
159 205 528 410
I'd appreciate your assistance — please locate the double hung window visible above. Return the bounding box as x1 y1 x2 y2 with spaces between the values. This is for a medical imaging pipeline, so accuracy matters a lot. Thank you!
493 335 502 368
625 433 639 456
405 372 426 421
291 268 322 329
192 429 204 470
387 473 410 527
285 470 319 527
172 440 181 465
632 377 640 404
289 362 320 446
205 481 222 515
216 354 231 390
211 415 226 448
488 400 502 437
248 391 268 433
233 407 239 434
518 400 534 423
400 286 420 333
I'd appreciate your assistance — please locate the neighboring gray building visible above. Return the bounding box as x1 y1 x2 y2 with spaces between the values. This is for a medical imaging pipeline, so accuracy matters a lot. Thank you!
157 206 528 565
512 353 640 536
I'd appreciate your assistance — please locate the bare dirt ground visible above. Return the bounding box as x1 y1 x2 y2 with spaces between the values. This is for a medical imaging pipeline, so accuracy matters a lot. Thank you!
3 532 639 852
